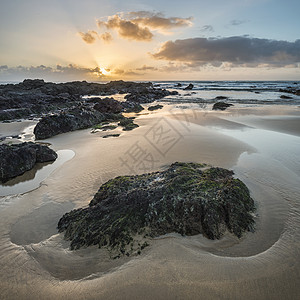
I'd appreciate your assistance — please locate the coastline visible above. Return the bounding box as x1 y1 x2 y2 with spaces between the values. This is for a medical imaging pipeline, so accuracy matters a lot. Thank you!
0 102 300 299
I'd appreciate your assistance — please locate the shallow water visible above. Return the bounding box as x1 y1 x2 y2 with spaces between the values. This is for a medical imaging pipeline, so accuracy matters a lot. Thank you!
0 104 299 299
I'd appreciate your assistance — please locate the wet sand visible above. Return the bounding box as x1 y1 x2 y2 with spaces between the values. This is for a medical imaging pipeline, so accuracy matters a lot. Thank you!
0 104 300 299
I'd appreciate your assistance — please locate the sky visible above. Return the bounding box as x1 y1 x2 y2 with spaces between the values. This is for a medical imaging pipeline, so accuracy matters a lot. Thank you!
0 0 300 81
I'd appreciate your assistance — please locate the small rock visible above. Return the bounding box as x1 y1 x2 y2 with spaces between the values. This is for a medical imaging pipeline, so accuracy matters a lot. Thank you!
212 102 233 111
148 105 163 111
183 83 194 90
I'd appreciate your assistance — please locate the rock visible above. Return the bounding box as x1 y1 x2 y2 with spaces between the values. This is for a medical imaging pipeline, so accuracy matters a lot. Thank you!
118 118 139 131
175 83 182 87
0 79 169 121
58 162 255 255
215 96 228 100
279 88 300 96
280 95 293 99
102 134 120 138
34 107 105 139
212 102 233 111
93 97 122 114
125 88 178 104
184 83 194 90
121 101 144 113
0 142 57 182
148 104 163 111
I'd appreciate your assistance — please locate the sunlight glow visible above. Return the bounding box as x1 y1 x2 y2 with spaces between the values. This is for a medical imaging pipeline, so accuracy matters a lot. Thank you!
100 67 110 75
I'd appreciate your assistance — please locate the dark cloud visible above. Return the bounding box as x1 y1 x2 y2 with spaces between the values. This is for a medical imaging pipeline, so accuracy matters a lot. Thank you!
200 25 214 32
96 11 192 41
78 30 98 44
152 36 300 67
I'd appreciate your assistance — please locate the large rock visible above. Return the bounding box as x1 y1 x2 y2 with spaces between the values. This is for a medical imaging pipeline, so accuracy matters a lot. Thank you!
0 142 57 182
93 97 122 113
58 162 255 256
34 107 105 139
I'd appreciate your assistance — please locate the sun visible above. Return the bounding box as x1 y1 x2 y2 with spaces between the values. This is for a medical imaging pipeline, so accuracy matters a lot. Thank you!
100 67 110 75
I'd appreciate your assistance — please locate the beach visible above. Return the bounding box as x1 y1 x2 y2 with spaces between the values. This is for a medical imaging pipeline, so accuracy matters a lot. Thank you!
0 100 300 299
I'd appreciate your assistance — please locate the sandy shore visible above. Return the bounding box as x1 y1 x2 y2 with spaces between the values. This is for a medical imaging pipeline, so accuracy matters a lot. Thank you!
0 104 300 299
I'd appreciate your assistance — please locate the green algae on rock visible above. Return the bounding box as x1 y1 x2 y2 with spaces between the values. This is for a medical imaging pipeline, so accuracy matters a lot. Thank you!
57 162 255 256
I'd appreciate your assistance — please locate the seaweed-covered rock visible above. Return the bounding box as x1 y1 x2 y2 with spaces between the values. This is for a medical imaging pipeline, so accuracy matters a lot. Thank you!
212 102 233 111
58 162 255 255
0 142 57 182
118 118 139 131
34 107 105 139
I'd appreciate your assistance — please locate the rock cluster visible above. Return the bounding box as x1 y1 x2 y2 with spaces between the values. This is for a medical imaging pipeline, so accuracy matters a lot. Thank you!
0 142 57 182
58 162 255 256
0 79 170 121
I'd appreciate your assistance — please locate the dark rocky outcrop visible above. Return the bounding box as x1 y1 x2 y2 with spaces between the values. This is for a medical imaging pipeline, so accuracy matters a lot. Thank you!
121 101 144 113
212 102 233 111
58 162 255 256
0 79 171 121
148 104 163 111
184 83 194 90
34 107 105 139
125 88 178 104
0 142 57 182
279 87 300 96
93 97 123 114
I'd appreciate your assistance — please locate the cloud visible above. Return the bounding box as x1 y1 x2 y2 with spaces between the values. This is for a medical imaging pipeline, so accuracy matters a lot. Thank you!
111 68 143 76
126 11 193 30
100 32 113 43
97 15 153 41
96 11 192 41
136 65 158 71
200 25 214 32
0 64 109 81
78 30 98 44
229 19 248 26
152 36 300 67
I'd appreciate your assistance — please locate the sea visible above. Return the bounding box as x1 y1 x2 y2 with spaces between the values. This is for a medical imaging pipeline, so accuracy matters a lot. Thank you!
1 80 300 105
153 81 300 105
